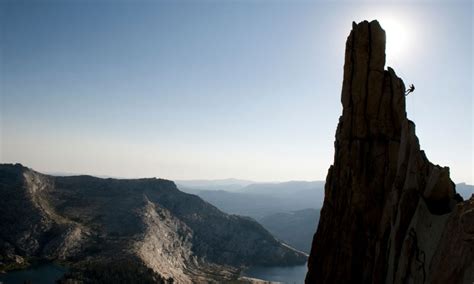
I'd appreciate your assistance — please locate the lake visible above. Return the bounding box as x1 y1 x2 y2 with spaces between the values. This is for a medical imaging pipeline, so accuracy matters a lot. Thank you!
0 263 67 284
243 264 307 283
0 262 307 283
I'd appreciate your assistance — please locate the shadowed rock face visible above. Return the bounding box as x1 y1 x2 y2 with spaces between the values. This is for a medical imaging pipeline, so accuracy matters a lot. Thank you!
306 20 473 284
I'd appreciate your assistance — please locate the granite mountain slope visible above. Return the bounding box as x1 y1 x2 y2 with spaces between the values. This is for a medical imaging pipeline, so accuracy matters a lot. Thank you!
0 164 306 283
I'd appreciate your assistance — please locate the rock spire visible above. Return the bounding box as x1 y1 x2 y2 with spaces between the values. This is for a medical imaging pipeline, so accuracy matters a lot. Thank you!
306 20 473 284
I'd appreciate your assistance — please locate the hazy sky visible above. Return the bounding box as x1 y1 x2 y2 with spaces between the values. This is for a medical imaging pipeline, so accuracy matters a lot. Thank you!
1 0 472 183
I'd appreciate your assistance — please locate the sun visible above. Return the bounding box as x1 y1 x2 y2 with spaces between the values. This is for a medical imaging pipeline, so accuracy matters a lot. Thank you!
366 12 414 67
381 18 411 62
353 6 417 67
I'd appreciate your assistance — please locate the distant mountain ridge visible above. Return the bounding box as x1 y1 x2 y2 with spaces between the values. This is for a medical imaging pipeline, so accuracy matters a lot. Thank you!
177 178 254 187
179 181 325 254
259 209 320 253
456 183 474 200
0 164 306 283
179 181 325 219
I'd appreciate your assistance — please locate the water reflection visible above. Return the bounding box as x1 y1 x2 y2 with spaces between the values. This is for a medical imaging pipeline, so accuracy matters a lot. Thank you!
0 263 67 284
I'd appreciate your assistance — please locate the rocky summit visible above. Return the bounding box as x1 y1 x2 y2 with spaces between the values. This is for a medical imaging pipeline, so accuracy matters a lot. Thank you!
0 164 306 283
306 20 473 284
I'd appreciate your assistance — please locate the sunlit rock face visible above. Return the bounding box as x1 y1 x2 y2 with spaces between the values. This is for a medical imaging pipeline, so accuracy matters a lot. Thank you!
306 20 473 284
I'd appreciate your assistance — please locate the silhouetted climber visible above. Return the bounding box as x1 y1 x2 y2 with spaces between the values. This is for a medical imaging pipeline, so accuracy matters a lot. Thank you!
406 84 415 95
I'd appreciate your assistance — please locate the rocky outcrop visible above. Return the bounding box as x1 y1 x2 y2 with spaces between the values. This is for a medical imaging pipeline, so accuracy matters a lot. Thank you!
306 20 473 284
0 164 306 283
0 164 86 269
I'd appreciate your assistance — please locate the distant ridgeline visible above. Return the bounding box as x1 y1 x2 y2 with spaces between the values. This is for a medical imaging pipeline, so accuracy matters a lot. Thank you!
0 163 306 283
306 20 474 284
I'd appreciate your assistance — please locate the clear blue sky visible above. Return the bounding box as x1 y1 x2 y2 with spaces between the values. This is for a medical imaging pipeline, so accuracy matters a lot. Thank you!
1 0 472 183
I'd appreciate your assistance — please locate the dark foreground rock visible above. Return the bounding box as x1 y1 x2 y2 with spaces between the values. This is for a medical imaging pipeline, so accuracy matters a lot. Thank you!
306 20 473 284
0 163 306 283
